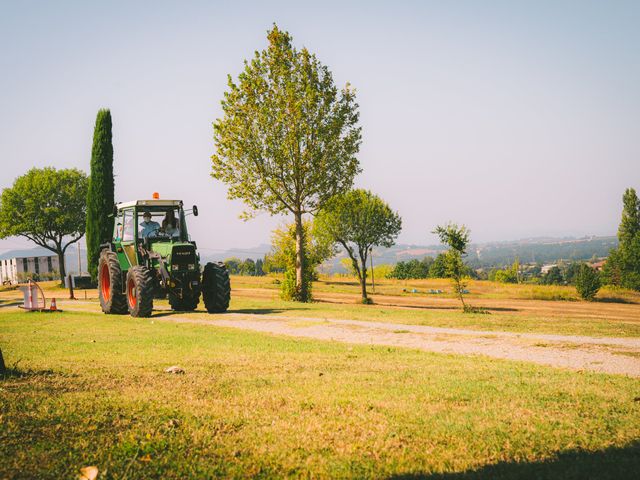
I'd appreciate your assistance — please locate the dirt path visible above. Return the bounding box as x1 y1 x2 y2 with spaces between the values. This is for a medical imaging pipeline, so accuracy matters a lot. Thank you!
167 313 640 377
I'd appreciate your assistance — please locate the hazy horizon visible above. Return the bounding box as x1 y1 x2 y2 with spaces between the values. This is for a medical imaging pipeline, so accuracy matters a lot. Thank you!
1 1 638 254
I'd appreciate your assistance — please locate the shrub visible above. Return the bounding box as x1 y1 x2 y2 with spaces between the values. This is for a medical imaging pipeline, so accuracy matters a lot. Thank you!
575 264 601 301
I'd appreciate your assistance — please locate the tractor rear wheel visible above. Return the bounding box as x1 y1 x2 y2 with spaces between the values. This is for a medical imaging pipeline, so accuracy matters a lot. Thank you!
169 290 200 311
125 266 154 317
202 262 230 313
98 250 128 314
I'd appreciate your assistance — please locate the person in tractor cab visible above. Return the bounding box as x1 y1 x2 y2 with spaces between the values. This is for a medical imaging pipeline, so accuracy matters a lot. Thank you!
139 210 160 239
162 209 179 238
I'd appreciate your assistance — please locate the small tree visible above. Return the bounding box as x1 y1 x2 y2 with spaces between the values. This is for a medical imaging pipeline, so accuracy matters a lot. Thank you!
0 168 88 282
433 223 471 311
212 25 361 302
269 220 334 300
575 264 601 301
315 190 402 303
86 109 115 281
429 253 448 278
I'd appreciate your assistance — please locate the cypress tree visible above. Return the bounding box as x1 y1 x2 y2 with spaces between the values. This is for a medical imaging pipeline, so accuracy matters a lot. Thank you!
86 109 115 281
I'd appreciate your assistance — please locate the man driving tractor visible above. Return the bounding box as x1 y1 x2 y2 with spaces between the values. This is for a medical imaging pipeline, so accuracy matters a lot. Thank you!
139 210 160 239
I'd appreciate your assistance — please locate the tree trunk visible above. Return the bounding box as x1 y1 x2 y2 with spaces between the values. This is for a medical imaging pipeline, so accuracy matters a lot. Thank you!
57 250 66 283
359 252 368 303
456 278 466 311
293 211 307 301
0 348 5 374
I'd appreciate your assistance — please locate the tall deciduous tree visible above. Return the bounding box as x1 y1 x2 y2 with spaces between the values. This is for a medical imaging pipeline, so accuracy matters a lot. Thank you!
86 109 115 281
212 25 361 302
0 168 88 281
315 190 402 303
433 223 471 311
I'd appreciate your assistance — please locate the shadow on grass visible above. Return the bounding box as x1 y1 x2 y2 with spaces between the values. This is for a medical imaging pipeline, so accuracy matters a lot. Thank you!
149 307 312 317
597 297 637 305
321 280 360 287
319 298 520 313
229 307 310 315
388 441 640 480
0 300 22 308
1 367 56 381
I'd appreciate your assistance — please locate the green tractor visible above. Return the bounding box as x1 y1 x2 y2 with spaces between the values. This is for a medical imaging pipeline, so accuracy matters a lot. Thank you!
97 198 230 317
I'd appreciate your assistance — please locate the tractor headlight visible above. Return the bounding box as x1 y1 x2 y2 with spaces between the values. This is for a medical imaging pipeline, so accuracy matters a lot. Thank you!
188 264 195 270
171 264 179 271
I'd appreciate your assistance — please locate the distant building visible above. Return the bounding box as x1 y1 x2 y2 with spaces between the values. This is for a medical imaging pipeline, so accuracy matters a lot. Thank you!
589 259 606 271
0 248 59 285
540 264 557 274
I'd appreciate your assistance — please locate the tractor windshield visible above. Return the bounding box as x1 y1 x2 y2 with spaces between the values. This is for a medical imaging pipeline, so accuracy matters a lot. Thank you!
138 207 182 241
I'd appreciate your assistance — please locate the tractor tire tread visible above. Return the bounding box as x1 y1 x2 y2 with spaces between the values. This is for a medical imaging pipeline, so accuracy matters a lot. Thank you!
202 262 231 313
98 249 128 315
126 266 154 317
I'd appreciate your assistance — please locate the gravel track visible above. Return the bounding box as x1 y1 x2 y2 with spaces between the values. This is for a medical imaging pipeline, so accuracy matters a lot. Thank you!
167 313 640 377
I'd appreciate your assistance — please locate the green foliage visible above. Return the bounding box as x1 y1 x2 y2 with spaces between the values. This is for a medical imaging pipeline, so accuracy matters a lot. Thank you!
223 257 242 274
618 188 640 246
211 25 361 300
388 257 433 279
372 263 394 280
269 220 335 301
86 109 115 282
493 260 520 284
563 262 582 285
254 258 265 276
602 187 640 290
429 253 448 278
543 266 564 285
433 223 471 311
494 268 517 283
575 264 601 301
315 190 402 302
0 167 88 281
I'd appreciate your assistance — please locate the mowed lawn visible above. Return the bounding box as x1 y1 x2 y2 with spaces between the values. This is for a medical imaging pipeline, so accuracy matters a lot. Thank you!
1 310 639 479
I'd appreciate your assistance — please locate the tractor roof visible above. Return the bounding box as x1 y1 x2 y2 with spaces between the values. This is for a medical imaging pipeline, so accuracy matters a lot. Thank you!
117 199 183 209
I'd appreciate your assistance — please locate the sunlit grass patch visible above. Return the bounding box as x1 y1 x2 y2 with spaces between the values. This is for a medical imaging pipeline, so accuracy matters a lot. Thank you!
1 310 639 478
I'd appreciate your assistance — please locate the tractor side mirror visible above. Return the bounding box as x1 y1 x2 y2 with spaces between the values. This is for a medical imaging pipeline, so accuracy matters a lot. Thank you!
192 205 198 216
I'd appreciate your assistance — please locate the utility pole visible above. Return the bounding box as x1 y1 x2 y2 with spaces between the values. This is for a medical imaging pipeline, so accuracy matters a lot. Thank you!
370 247 375 294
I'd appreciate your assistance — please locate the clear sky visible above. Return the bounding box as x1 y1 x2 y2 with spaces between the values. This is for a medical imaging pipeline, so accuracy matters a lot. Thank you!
1 0 638 255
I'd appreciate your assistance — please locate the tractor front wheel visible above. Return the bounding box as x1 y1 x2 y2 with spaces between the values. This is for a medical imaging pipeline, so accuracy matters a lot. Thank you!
98 250 128 314
126 266 154 317
202 262 230 313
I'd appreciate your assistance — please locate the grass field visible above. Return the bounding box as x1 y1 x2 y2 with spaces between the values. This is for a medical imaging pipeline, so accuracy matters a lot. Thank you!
1 309 639 479
2 277 640 478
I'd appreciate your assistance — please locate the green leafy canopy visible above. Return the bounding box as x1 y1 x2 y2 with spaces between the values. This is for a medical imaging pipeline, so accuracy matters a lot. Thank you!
0 167 88 279
315 189 402 301
211 25 362 218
